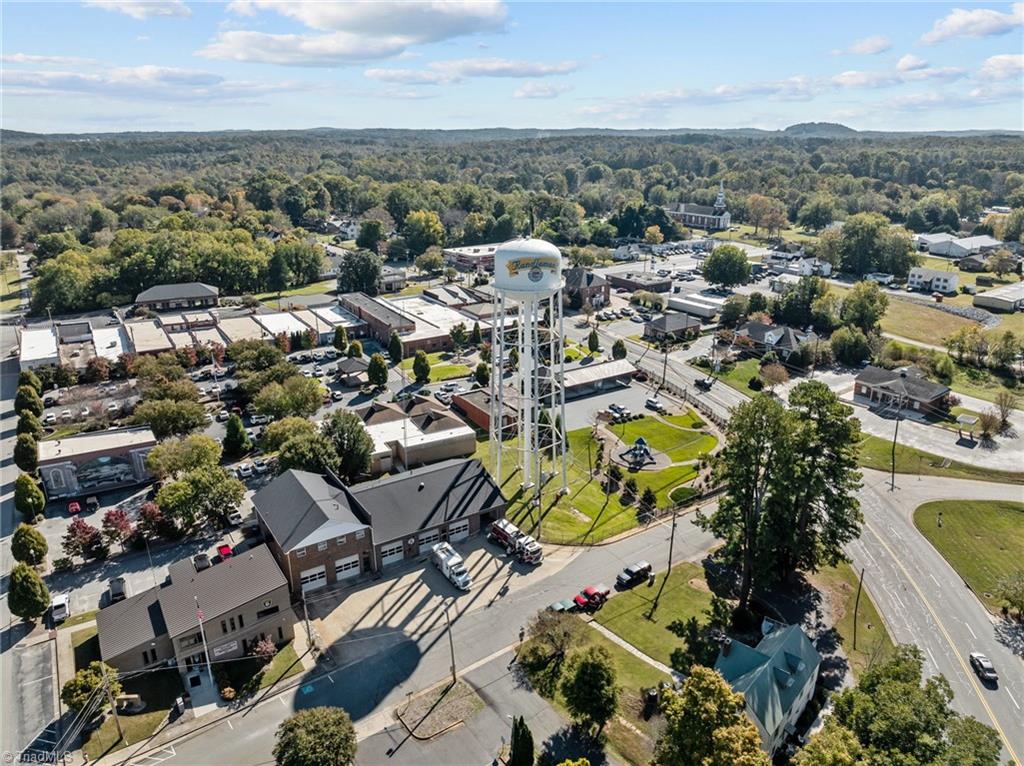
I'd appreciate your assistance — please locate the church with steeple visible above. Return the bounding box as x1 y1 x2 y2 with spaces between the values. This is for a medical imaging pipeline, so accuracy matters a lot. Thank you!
664 181 732 231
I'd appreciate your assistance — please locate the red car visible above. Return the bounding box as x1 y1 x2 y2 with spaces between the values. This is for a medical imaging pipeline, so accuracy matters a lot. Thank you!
67 500 82 515
573 584 611 611
217 544 234 560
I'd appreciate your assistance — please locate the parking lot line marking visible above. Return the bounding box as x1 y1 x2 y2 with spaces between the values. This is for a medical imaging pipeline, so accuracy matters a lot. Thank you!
277 695 287 707
928 573 939 586
226 718 233 730
21 673 55 686
328 673 335 683
964 620 977 639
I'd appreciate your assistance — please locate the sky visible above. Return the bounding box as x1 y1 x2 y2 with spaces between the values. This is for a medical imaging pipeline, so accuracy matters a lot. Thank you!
1 1 1022 134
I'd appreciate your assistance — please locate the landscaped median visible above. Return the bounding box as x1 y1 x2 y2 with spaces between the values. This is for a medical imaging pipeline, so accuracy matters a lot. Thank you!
399 350 472 382
913 499 1024 613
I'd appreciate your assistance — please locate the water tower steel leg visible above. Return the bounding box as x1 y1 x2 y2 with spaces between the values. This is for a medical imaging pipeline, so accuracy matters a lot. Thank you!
556 289 568 492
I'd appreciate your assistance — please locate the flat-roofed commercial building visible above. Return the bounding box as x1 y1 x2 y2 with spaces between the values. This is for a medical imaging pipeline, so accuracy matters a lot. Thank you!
357 397 476 474
218 316 268 344
18 327 59 370
125 320 173 356
973 281 1024 313
562 359 636 399
443 243 501 271
38 426 158 499
338 292 416 343
254 312 315 339
310 305 368 339
92 326 129 362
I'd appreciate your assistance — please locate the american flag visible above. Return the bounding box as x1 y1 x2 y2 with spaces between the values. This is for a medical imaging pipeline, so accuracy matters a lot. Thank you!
196 608 204 620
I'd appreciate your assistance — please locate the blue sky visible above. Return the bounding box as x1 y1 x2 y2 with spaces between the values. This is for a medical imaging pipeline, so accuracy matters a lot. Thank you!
2 1 1022 133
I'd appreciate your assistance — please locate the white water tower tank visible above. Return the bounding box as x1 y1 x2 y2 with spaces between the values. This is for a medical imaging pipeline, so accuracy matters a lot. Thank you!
493 238 563 298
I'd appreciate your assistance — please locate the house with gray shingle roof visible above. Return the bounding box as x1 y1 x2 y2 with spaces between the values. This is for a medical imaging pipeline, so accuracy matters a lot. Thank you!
136 282 219 311
854 365 950 415
715 623 821 754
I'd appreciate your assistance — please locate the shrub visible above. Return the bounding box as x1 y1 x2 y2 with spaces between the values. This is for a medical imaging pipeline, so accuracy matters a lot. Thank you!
748 376 764 391
53 557 73 572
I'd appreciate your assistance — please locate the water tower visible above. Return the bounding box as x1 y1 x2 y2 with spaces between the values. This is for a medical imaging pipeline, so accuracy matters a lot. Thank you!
489 238 568 497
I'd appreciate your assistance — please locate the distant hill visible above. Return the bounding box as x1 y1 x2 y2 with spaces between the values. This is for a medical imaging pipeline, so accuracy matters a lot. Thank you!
783 122 858 137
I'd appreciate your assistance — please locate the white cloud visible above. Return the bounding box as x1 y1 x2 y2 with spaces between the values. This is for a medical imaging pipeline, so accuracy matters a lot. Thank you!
363 68 449 85
514 82 571 99
896 54 929 72
888 82 1022 111
1 65 300 103
921 3 1024 44
2 53 97 65
831 66 965 89
979 53 1024 80
365 57 579 85
201 1 507 66
82 1 191 20
578 75 819 116
832 34 892 55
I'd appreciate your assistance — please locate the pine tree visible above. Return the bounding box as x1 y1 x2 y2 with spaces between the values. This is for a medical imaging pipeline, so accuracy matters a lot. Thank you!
222 414 251 459
509 715 535 766
333 326 348 352
413 350 432 383
388 331 403 363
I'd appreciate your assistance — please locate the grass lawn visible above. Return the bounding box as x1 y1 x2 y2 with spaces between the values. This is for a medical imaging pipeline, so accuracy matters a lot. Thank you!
475 427 700 544
594 562 713 668
809 563 894 678
664 412 705 430
829 284 979 347
82 670 184 761
948 362 1021 406
60 609 100 631
857 434 1024 484
611 415 717 463
399 350 472 382
222 641 304 698
522 621 669 766
72 627 100 670
1 258 26 313
708 357 763 397
255 280 336 303
711 223 819 247
913 500 1024 612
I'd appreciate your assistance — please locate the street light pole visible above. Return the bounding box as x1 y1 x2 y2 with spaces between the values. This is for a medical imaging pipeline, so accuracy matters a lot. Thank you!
444 601 457 685
889 393 904 492
647 510 677 619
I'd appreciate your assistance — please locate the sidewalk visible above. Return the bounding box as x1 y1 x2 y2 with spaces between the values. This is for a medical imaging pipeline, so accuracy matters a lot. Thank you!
584 620 683 682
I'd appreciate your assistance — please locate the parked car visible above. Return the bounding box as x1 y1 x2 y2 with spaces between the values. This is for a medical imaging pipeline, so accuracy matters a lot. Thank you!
193 553 211 571
616 561 653 589
645 397 664 411
50 593 70 624
106 402 119 413
67 500 82 515
573 584 611 611
108 576 130 604
695 378 713 391
227 510 244 526
79 407 90 418
85 496 100 514
331 390 344 401
547 598 576 613
217 544 234 561
631 314 645 323
237 463 254 478
434 391 453 405
43 412 57 425
251 414 269 425
253 458 269 474
969 652 998 683
216 409 229 422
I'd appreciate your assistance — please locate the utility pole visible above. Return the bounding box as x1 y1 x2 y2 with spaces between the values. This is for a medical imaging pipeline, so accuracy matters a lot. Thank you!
302 593 313 647
852 567 865 650
444 602 457 685
102 666 124 741
889 393 904 492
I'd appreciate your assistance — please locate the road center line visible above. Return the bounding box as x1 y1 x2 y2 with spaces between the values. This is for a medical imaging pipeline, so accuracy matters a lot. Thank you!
865 521 1021 765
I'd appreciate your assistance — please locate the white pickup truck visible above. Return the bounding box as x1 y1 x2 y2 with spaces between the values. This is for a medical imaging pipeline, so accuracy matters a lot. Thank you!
431 542 473 591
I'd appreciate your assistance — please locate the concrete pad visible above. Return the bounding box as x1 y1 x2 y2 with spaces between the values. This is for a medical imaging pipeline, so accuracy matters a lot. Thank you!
308 537 580 653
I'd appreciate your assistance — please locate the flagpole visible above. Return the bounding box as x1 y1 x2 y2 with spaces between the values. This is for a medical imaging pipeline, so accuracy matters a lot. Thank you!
195 595 214 686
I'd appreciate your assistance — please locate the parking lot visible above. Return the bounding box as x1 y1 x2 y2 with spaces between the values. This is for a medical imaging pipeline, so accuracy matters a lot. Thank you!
307 536 580 662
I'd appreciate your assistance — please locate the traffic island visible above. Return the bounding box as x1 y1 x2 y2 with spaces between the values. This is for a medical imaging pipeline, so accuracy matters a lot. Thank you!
395 679 484 740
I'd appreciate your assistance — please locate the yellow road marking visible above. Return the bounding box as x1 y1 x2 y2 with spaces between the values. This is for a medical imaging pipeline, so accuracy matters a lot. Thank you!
865 521 1020 765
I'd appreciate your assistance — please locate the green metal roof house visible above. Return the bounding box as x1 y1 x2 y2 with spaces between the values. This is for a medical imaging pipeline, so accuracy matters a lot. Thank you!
714 623 821 754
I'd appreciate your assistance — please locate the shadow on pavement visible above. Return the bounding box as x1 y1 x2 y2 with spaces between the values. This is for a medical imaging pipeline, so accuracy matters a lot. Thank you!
537 724 610 766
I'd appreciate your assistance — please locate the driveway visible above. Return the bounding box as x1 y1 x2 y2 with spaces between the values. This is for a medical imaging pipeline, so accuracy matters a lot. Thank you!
777 371 1024 471
309 537 579 662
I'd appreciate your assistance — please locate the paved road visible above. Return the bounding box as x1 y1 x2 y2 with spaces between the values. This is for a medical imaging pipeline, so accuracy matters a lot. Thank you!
2 254 60 757
107 512 716 765
850 470 1023 762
